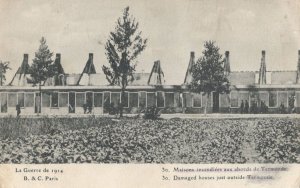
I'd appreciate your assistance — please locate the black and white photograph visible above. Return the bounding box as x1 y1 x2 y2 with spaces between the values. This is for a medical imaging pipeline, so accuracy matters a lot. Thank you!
0 0 299 187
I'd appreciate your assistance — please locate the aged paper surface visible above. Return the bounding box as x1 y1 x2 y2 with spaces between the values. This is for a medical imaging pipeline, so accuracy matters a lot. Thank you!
0 0 299 187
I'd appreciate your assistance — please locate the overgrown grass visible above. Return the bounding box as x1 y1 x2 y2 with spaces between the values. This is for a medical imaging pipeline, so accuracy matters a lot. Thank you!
0 116 115 140
0 117 299 163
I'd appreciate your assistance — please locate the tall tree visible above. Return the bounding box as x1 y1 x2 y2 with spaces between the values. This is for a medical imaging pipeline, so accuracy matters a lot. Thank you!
30 37 54 114
190 41 230 114
0 61 11 86
103 7 147 117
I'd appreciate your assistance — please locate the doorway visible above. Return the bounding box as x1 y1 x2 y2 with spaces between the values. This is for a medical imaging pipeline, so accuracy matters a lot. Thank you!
69 92 75 113
212 92 219 113
35 93 41 113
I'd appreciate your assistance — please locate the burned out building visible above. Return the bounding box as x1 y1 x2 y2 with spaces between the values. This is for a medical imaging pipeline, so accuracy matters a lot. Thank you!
1 50 300 115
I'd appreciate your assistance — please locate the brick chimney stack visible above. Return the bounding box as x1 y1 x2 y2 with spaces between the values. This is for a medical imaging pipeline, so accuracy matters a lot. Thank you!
89 53 93 60
258 50 267 84
224 51 231 76
56 53 61 59
24 54 28 62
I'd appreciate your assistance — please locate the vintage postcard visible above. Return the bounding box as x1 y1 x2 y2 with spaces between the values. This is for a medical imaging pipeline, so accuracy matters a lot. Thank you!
0 0 299 187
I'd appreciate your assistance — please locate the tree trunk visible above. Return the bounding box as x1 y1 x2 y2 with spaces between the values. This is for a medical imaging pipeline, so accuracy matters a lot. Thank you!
38 82 41 116
120 88 125 118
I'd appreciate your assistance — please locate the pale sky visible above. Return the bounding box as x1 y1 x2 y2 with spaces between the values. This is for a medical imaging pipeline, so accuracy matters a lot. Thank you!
0 0 300 84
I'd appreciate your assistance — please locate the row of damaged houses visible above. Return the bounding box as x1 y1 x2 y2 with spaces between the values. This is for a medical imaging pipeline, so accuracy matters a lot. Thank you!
2 50 300 115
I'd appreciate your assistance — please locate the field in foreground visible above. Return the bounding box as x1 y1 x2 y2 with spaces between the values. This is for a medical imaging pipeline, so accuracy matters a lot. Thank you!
0 117 299 163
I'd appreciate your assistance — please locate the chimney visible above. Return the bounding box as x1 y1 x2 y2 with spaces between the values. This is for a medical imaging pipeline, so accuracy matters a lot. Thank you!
89 53 93 60
224 51 231 76
225 51 229 58
56 53 61 60
23 54 28 61
190 51 195 58
258 50 267 84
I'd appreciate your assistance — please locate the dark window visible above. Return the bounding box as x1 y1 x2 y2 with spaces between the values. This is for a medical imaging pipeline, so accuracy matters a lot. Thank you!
0 93 7 113
278 92 287 107
51 92 59 107
86 92 93 107
103 92 110 113
165 93 174 107
42 93 51 107
139 92 146 108
17 93 25 107
183 93 192 107
129 92 138 108
122 92 129 108
230 92 238 107
157 92 165 108
94 93 103 107
111 93 120 108
269 92 277 107
25 93 34 107
193 93 202 107
59 93 68 107
8 93 17 107
76 93 85 107
147 92 156 107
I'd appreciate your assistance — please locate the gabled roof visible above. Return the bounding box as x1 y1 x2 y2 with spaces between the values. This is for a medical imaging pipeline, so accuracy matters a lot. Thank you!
77 53 96 85
148 60 165 85
9 54 31 86
184 52 195 84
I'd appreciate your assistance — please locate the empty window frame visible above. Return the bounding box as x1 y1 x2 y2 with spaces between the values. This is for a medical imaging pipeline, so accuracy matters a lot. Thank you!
0 93 7 113
129 92 139 108
230 91 239 108
103 92 110 110
76 92 85 107
278 91 288 107
122 92 129 108
25 93 34 107
17 93 25 107
269 92 277 108
192 93 202 108
111 92 120 108
182 92 192 108
139 92 146 108
239 92 249 106
42 92 51 107
295 92 300 108
157 91 165 108
51 92 59 107
146 92 156 107
94 92 103 107
8 93 17 107
258 92 269 107
165 92 175 108
86 92 93 107
59 92 68 107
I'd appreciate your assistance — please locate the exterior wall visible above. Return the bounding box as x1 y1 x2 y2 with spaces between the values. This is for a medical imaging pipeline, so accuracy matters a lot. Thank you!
0 85 300 115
